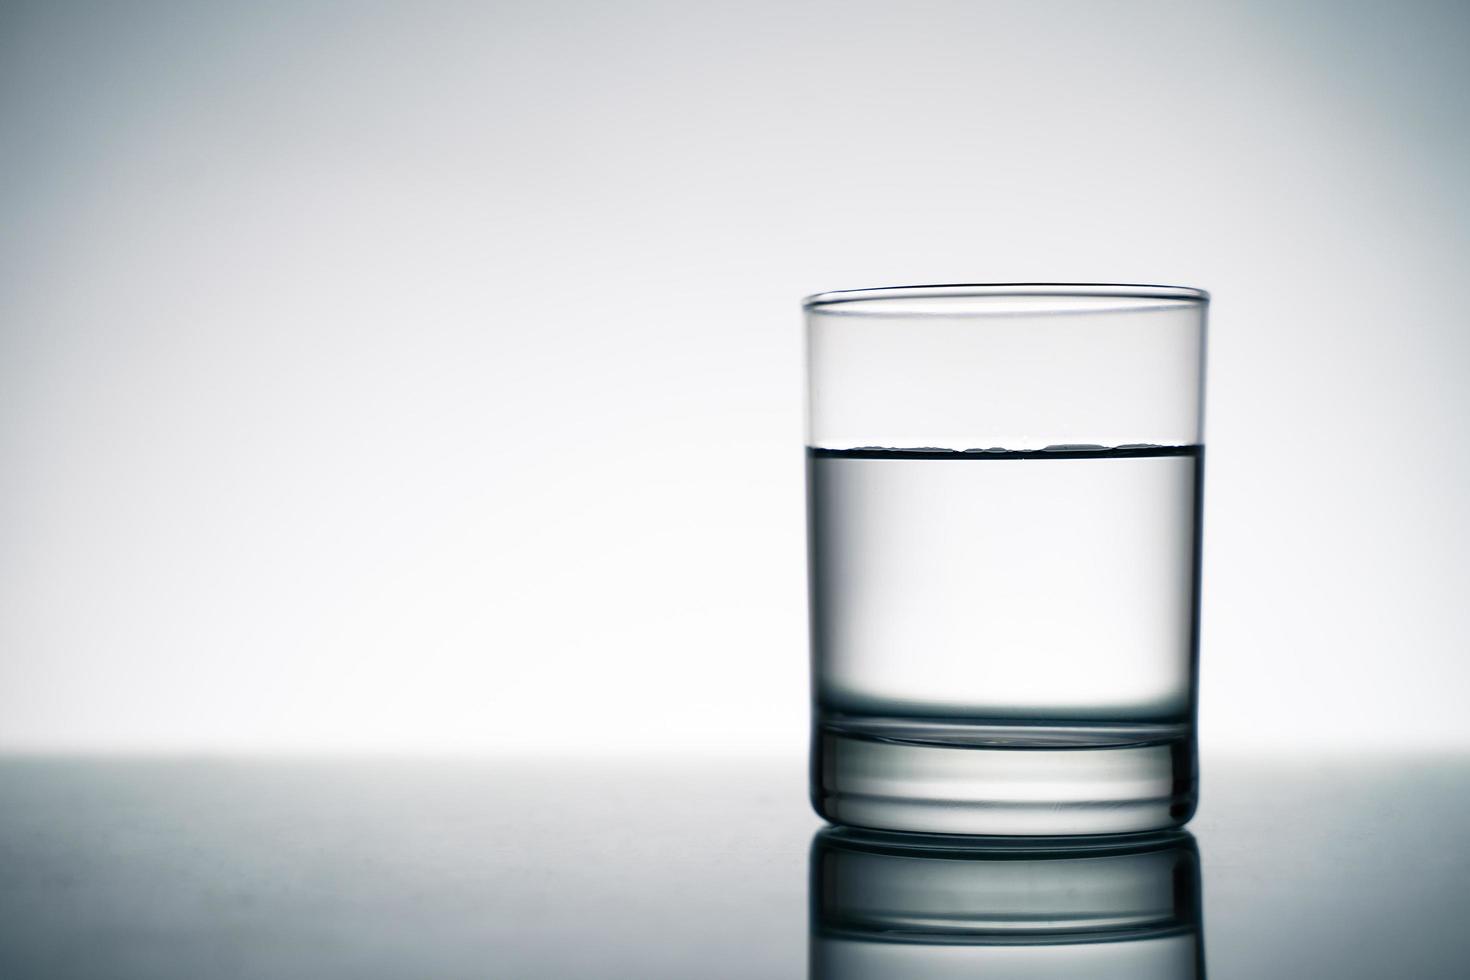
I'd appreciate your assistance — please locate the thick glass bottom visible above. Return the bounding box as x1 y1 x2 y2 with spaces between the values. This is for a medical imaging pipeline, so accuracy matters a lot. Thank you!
812 716 1197 836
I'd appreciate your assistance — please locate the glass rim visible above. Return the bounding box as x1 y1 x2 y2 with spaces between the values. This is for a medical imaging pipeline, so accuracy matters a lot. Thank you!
804 283 1209 315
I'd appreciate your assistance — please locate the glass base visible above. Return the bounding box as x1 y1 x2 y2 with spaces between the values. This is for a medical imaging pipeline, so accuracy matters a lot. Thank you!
811 717 1197 836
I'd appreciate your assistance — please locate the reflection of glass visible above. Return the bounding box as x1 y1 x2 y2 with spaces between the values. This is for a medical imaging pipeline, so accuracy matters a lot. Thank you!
809 827 1205 979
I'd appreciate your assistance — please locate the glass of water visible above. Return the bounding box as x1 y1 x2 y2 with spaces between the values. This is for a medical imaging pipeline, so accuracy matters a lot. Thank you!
806 284 1208 835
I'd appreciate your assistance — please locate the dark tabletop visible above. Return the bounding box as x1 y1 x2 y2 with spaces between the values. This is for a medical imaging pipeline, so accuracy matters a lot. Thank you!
1 753 1467 978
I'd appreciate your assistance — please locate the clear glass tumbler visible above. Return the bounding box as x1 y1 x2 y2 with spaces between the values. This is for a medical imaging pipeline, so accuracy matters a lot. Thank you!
806 284 1208 835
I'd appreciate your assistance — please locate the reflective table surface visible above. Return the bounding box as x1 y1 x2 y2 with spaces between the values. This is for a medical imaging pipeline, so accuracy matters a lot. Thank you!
1 753 1467 978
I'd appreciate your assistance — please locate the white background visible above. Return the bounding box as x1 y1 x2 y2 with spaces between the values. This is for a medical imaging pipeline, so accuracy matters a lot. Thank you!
2 0 1467 756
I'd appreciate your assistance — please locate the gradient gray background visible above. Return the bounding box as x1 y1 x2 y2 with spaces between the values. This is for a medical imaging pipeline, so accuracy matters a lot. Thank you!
2 0 1467 757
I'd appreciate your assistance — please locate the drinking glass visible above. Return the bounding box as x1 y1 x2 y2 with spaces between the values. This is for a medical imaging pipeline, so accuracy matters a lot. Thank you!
806 284 1208 835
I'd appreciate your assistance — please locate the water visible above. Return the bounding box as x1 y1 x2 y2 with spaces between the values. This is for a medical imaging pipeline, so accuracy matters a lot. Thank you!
807 445 1203 835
